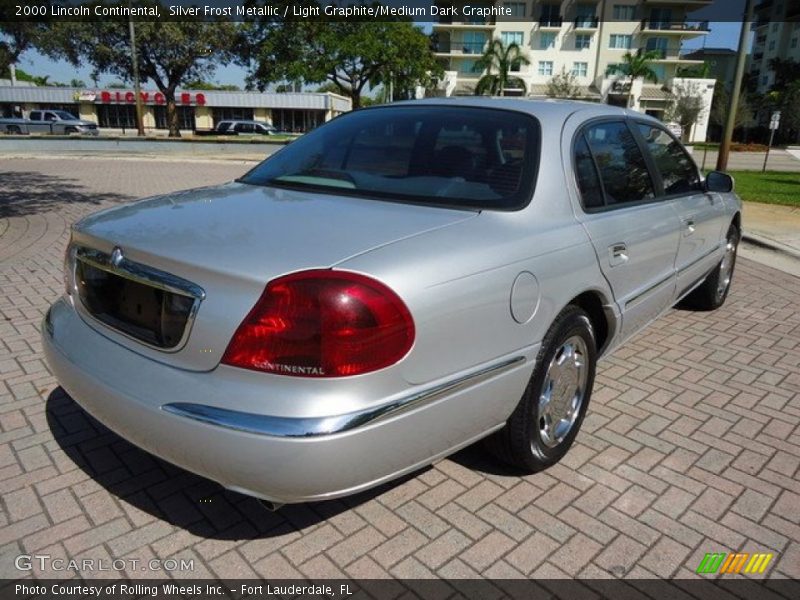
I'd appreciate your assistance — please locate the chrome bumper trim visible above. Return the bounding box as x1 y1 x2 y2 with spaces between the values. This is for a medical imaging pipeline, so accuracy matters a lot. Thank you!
162 355 526 438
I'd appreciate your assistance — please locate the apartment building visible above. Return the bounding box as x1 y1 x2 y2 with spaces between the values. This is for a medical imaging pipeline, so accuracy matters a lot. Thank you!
432 0 712 123
750 0 800 94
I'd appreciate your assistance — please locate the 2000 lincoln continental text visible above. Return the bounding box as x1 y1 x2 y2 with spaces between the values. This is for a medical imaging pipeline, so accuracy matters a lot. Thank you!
43 99 742 505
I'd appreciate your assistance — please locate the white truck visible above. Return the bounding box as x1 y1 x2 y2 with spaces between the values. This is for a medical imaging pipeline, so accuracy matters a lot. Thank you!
0 110 99 136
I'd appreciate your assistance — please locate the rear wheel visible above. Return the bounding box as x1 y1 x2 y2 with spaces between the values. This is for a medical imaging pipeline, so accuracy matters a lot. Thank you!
486 305 596 472
65 127 78 134
681 223 739 311
6 125 21 134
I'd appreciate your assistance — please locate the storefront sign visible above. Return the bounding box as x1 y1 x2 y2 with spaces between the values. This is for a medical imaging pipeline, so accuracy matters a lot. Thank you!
97 90 206 106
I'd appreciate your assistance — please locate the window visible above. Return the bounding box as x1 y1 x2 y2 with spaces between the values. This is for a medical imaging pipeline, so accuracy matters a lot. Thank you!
213 107 254 124
97 104 136 128
646 37 668 58
240 106 542 211
636 124 701 196
572 62 588 77
575 34 592 49
612 4 635 20
772 23 779 32
463 31 487 54
154 106 195 130
458 59 482 74
769 40 776 51
792 37 798 49
574 134 604 209
582 121 655 205
504 2 526 17
610 34 632 49
501 31 524 47
539 32 557 49
538 61 554 75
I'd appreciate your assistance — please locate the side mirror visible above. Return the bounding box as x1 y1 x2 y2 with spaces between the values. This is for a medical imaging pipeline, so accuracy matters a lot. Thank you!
705 171 734 193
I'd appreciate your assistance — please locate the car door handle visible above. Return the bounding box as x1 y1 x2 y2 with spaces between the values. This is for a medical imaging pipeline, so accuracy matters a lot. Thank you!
684 219 696 236
609 243 628 266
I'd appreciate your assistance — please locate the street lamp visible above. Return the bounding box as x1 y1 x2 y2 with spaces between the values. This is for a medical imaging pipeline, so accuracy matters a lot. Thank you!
717 0 755 172
128 1 145 136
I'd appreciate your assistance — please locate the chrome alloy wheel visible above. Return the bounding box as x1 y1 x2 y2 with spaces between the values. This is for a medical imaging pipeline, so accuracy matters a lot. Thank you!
537 335 589 448
716 234 737 299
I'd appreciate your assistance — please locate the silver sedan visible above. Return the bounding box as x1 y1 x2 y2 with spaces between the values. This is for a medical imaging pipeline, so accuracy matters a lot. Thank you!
42 99 742 506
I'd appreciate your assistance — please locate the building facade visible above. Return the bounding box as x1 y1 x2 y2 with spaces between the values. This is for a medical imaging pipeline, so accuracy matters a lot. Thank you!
750 0 800 94
432 0 714 138
0 85 352 134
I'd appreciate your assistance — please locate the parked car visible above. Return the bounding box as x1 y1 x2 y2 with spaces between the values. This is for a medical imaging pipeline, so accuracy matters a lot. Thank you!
0 110 99 136
43 99 741 507
215 120 278 136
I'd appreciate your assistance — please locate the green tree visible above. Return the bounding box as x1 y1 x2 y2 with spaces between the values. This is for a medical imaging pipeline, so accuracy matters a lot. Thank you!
665 81 706 142
183 79 241 91
245 12 442 109
710 82 755 136
41 7 240 136
606 50 661 108
546 67 582 99
474 39 529 96
0 22 44 82
777 80 800 143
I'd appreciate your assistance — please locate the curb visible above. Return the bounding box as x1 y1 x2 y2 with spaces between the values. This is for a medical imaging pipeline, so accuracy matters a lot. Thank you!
742 232 800 261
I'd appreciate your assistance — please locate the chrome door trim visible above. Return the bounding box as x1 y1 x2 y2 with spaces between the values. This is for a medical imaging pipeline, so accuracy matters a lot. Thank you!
162 355 526 438
624 272 674 309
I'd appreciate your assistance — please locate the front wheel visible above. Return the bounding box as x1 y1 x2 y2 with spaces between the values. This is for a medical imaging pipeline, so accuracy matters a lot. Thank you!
486 305 597 472
681 223 739 311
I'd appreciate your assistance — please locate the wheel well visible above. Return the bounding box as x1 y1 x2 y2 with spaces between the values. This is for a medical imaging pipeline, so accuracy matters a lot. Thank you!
569 291 610 355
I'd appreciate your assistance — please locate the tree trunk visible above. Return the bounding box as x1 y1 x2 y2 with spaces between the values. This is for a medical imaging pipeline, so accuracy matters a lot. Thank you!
165 90 180 138
350 92 361 109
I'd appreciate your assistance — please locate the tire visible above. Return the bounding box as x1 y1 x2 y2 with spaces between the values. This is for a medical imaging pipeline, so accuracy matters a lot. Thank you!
486 305 597 472
681 223 740 311
7 125 21 134
65 127 77 134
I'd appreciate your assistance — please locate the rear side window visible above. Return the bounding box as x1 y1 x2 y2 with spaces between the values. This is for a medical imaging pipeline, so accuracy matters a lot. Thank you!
636 124 701 195
240 106 541 210
583 121 655 206
574 134 604 209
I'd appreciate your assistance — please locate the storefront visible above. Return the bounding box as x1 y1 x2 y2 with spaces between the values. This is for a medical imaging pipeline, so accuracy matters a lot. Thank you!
0 85 352 134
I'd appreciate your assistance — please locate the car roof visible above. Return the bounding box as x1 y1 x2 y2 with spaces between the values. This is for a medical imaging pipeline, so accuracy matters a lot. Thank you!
386 97 659 126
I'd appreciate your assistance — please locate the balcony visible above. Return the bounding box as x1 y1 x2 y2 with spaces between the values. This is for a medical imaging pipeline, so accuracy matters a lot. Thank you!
539 17 563 29
574 16 599 30
753 52 764 61
432 19 495 29
641 20 710 34
432 41 487 55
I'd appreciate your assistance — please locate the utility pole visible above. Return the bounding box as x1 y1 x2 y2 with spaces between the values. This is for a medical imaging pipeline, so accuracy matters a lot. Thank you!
717 0 755 171
128 1 145 137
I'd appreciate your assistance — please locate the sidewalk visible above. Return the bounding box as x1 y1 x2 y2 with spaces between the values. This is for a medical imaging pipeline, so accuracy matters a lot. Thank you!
742 202 800 259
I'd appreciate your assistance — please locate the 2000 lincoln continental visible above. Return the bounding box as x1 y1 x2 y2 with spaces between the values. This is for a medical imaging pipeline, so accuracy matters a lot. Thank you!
43 99 741 506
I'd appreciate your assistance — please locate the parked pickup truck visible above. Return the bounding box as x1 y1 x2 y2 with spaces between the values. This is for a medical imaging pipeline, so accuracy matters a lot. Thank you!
0 110 99 136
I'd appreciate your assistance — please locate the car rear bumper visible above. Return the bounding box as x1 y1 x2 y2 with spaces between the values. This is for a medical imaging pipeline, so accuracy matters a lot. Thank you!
42 297 534 503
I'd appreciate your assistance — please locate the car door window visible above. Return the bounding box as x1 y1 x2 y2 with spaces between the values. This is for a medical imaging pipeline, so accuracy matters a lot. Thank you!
583 121 655 206
30 111 41 121
235 123 254 133
574 133 605 209
45 112 57 121
635 123 701 196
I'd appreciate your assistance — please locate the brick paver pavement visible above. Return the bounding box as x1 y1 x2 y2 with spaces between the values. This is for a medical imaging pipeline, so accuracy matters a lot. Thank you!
1 158 799 580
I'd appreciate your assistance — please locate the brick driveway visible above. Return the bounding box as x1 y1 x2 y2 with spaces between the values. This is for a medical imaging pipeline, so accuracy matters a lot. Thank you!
1 158 799 581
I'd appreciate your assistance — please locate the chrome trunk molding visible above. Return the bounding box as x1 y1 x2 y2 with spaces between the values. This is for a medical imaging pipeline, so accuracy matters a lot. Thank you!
162 355 526 438
72 245 205 352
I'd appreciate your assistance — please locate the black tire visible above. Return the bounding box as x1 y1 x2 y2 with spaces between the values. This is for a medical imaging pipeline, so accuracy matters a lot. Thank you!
7 125 21 134
486 305 597 472
680 223 740 311
65 127 78 134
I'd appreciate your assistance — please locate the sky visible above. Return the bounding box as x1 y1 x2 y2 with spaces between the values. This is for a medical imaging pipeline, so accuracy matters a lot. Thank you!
15 21 746 90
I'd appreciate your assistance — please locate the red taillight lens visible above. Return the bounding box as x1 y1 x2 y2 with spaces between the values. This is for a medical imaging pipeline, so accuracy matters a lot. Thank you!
221 270 415 377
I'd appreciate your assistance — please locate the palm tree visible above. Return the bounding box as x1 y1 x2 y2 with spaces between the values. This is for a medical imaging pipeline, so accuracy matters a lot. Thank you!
606 49 662 108
474 39 530 97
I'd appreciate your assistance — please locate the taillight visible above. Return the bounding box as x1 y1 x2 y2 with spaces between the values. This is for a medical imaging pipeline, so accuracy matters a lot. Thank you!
221 270 415 377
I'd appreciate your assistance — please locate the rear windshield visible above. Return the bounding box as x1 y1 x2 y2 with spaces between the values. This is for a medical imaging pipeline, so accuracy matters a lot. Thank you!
239 105 541 210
